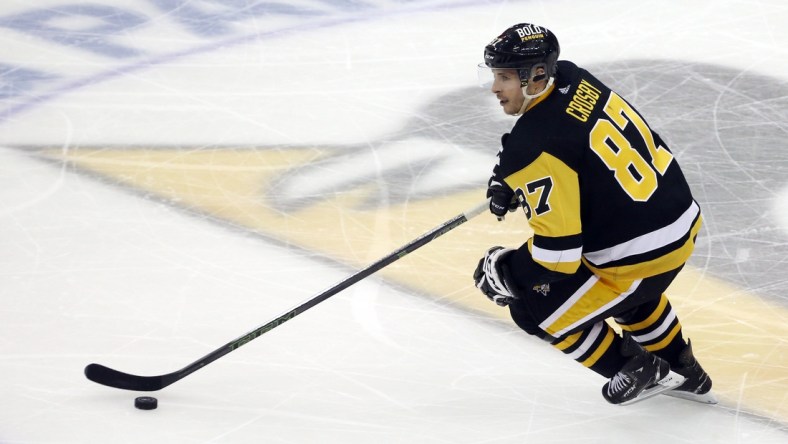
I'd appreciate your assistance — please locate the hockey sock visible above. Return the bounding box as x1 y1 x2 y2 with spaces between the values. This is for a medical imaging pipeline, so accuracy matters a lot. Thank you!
550 321 625 378
614 294 686 367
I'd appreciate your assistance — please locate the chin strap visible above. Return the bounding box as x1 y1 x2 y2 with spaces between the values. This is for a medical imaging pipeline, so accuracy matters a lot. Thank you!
514 77 555 116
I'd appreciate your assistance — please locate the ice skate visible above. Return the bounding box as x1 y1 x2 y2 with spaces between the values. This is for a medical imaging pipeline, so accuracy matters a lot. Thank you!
663 339 718 404
602 333 685 406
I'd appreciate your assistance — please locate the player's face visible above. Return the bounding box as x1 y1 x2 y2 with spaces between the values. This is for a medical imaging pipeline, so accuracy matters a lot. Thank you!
525 67 548 96
491 69 525 115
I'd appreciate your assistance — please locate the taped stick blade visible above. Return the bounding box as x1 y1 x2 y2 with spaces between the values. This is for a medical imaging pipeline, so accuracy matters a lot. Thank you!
84 363 165 392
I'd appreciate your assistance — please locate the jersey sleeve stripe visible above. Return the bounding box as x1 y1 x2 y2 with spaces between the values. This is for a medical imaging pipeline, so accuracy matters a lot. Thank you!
584 200 700 266
532 244 583 264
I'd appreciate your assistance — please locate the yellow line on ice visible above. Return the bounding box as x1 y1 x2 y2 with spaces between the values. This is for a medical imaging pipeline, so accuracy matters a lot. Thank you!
48 147 788 424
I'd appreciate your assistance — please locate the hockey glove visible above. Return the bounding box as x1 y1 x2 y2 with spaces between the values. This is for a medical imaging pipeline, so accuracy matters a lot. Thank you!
487 182 518 221
473 246 517 307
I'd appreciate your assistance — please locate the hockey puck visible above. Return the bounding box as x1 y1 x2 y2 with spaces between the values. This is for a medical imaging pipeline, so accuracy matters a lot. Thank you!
134 396 158 410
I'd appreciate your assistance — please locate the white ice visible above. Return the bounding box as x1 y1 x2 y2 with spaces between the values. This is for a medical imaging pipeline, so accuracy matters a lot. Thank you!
1 0 787 443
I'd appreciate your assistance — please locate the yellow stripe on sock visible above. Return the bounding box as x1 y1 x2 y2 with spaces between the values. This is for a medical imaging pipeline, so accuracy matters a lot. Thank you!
554 331 582 351
619 294 668 332
582 326 615 368
644 322 682 352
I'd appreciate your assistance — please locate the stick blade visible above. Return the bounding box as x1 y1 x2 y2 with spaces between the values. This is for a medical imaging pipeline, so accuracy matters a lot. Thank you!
85 363 166 392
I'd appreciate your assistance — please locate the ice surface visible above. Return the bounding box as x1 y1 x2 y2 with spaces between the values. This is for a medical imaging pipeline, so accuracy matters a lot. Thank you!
1 1 787 443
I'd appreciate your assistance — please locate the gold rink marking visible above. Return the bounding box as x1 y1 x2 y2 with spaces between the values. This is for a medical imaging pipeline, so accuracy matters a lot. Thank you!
46 146 788 424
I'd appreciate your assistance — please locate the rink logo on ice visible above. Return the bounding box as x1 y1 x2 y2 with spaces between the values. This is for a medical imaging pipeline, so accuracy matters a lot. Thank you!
0 0 498 214
0 0 453 102
269 137 492 212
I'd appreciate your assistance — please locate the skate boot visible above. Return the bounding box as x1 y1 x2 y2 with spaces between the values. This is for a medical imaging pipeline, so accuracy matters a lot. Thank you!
663 339 718 404
602 333 685 406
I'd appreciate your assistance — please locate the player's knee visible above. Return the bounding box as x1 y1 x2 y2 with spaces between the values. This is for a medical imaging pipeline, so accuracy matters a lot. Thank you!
509 301 548 339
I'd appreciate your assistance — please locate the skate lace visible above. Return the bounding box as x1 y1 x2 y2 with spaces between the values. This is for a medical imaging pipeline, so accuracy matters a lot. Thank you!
609 373 632 394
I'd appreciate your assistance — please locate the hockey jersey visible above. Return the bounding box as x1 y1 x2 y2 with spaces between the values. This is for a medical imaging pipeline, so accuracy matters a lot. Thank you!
494 61 702 290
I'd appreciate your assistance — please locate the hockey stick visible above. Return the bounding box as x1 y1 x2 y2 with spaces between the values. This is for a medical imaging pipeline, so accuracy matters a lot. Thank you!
85 199 490 391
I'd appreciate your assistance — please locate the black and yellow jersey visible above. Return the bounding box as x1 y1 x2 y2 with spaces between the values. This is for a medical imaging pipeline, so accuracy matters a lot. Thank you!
495 61 702 289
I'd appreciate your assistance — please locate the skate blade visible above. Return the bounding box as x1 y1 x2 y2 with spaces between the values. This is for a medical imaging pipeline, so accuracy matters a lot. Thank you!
619 370 686 406
664 389 718 404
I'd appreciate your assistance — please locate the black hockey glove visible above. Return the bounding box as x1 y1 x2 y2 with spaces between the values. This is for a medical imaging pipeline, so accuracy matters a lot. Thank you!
487 182 518 221
473 246 517 307
486 133 518 221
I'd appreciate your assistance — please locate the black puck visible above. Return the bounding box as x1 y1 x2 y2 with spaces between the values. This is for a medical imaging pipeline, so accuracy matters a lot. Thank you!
134 396 158 410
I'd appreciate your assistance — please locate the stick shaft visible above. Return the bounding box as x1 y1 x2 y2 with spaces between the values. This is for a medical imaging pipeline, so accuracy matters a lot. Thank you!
85 200 489 391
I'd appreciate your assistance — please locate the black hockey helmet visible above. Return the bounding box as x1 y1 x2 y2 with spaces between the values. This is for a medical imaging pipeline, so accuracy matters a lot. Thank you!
483 23 560 86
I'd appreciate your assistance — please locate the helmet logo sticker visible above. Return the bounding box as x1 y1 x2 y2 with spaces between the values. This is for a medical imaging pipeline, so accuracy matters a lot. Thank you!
516 24 545 40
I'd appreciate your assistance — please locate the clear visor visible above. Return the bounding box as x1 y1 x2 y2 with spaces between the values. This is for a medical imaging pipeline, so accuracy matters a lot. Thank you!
476 63 545 88
476 63 496 88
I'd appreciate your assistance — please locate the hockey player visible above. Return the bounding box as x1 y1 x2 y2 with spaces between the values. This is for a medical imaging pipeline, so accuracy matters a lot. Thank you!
472 23 716 405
